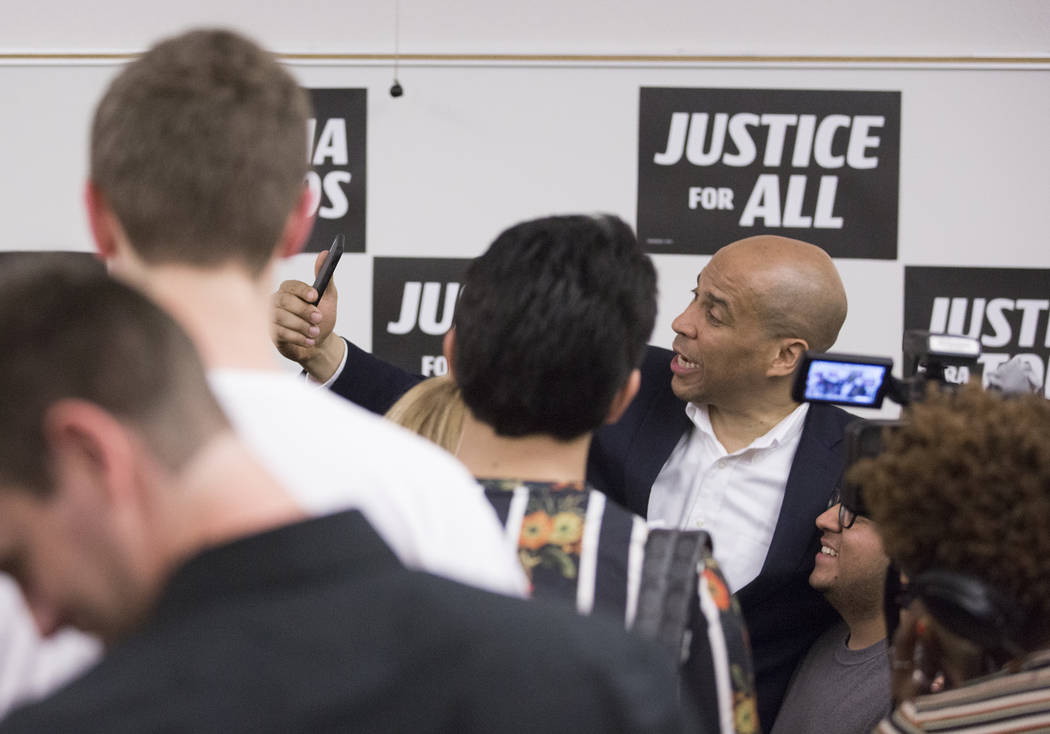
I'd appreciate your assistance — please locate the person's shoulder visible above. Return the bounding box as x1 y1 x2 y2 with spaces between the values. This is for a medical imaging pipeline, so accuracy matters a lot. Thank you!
402 570 694 732
209 368 472 478
0 697 82 734
582 484 649 539
628 345 679 406
206 367 524 595
643 344 674 376
802 402 857 446
0 651 175 734
806 401 856 424
646 344 674 360
407 568 641 661
210 367 389 432
804 618 851 661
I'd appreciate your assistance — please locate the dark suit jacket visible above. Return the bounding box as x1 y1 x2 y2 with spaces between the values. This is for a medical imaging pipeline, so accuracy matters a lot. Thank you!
0 511 694 734
332 340 852 730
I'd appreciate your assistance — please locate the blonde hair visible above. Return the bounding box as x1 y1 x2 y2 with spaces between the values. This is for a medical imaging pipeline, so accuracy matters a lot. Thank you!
384 375 466 454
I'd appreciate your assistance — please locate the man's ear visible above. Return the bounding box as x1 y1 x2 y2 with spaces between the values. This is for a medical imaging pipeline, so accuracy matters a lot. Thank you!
768 338 808 378
43 399 138 507
441 328 457 380
85 182 122 261
604 369 641 425
276 185 318 259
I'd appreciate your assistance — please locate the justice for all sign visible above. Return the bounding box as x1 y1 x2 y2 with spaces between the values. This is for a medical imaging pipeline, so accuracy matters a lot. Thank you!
637 87 900 259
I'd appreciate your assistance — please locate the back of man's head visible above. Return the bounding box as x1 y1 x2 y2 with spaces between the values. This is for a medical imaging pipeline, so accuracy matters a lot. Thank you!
452 214 657 440
90 28 311 276
850 386 1050 649
0 256 229 497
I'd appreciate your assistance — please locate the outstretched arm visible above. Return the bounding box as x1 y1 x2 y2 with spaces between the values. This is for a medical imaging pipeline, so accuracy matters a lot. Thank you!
331 340 425 415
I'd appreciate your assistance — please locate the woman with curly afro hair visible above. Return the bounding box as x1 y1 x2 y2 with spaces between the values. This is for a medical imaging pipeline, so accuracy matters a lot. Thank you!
848 385 1050 733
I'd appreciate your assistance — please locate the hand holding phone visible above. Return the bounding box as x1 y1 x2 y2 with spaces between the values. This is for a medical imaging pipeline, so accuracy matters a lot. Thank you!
293 234 344 378
310 234 344 305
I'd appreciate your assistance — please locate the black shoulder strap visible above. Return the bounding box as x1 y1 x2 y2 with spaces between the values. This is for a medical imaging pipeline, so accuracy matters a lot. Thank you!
633 528 710 665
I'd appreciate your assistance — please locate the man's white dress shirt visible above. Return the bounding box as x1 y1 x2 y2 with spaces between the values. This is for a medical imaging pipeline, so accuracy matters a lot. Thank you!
648 402 809 592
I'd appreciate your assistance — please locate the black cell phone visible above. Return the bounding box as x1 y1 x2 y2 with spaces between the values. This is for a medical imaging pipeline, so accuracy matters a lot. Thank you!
791 350 894 409
310 234 344 305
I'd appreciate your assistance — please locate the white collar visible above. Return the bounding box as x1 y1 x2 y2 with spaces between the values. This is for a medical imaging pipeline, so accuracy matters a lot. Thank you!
684 401 810 453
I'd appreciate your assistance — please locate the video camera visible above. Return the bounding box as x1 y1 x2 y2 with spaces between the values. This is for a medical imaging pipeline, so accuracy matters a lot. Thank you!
790 330 982 516
792 331 1041 662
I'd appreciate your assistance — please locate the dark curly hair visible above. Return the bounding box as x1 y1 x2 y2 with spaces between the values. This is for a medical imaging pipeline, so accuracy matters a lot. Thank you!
848 385 1050 647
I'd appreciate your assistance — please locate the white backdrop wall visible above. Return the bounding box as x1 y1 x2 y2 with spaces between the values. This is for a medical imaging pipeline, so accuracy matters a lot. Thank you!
1 2 1048 418
3 1 1048 57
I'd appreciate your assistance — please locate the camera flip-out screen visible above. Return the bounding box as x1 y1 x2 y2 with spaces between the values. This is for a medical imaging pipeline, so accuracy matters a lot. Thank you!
792 352 894 408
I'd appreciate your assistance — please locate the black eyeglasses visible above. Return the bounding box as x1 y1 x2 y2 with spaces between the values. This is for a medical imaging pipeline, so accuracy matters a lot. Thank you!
827 488 859 530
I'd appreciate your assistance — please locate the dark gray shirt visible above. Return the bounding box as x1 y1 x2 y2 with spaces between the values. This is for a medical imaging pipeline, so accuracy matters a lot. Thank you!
769 621 891 734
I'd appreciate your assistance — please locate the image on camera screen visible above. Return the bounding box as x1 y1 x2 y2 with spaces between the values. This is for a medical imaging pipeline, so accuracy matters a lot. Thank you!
805 360 888 406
